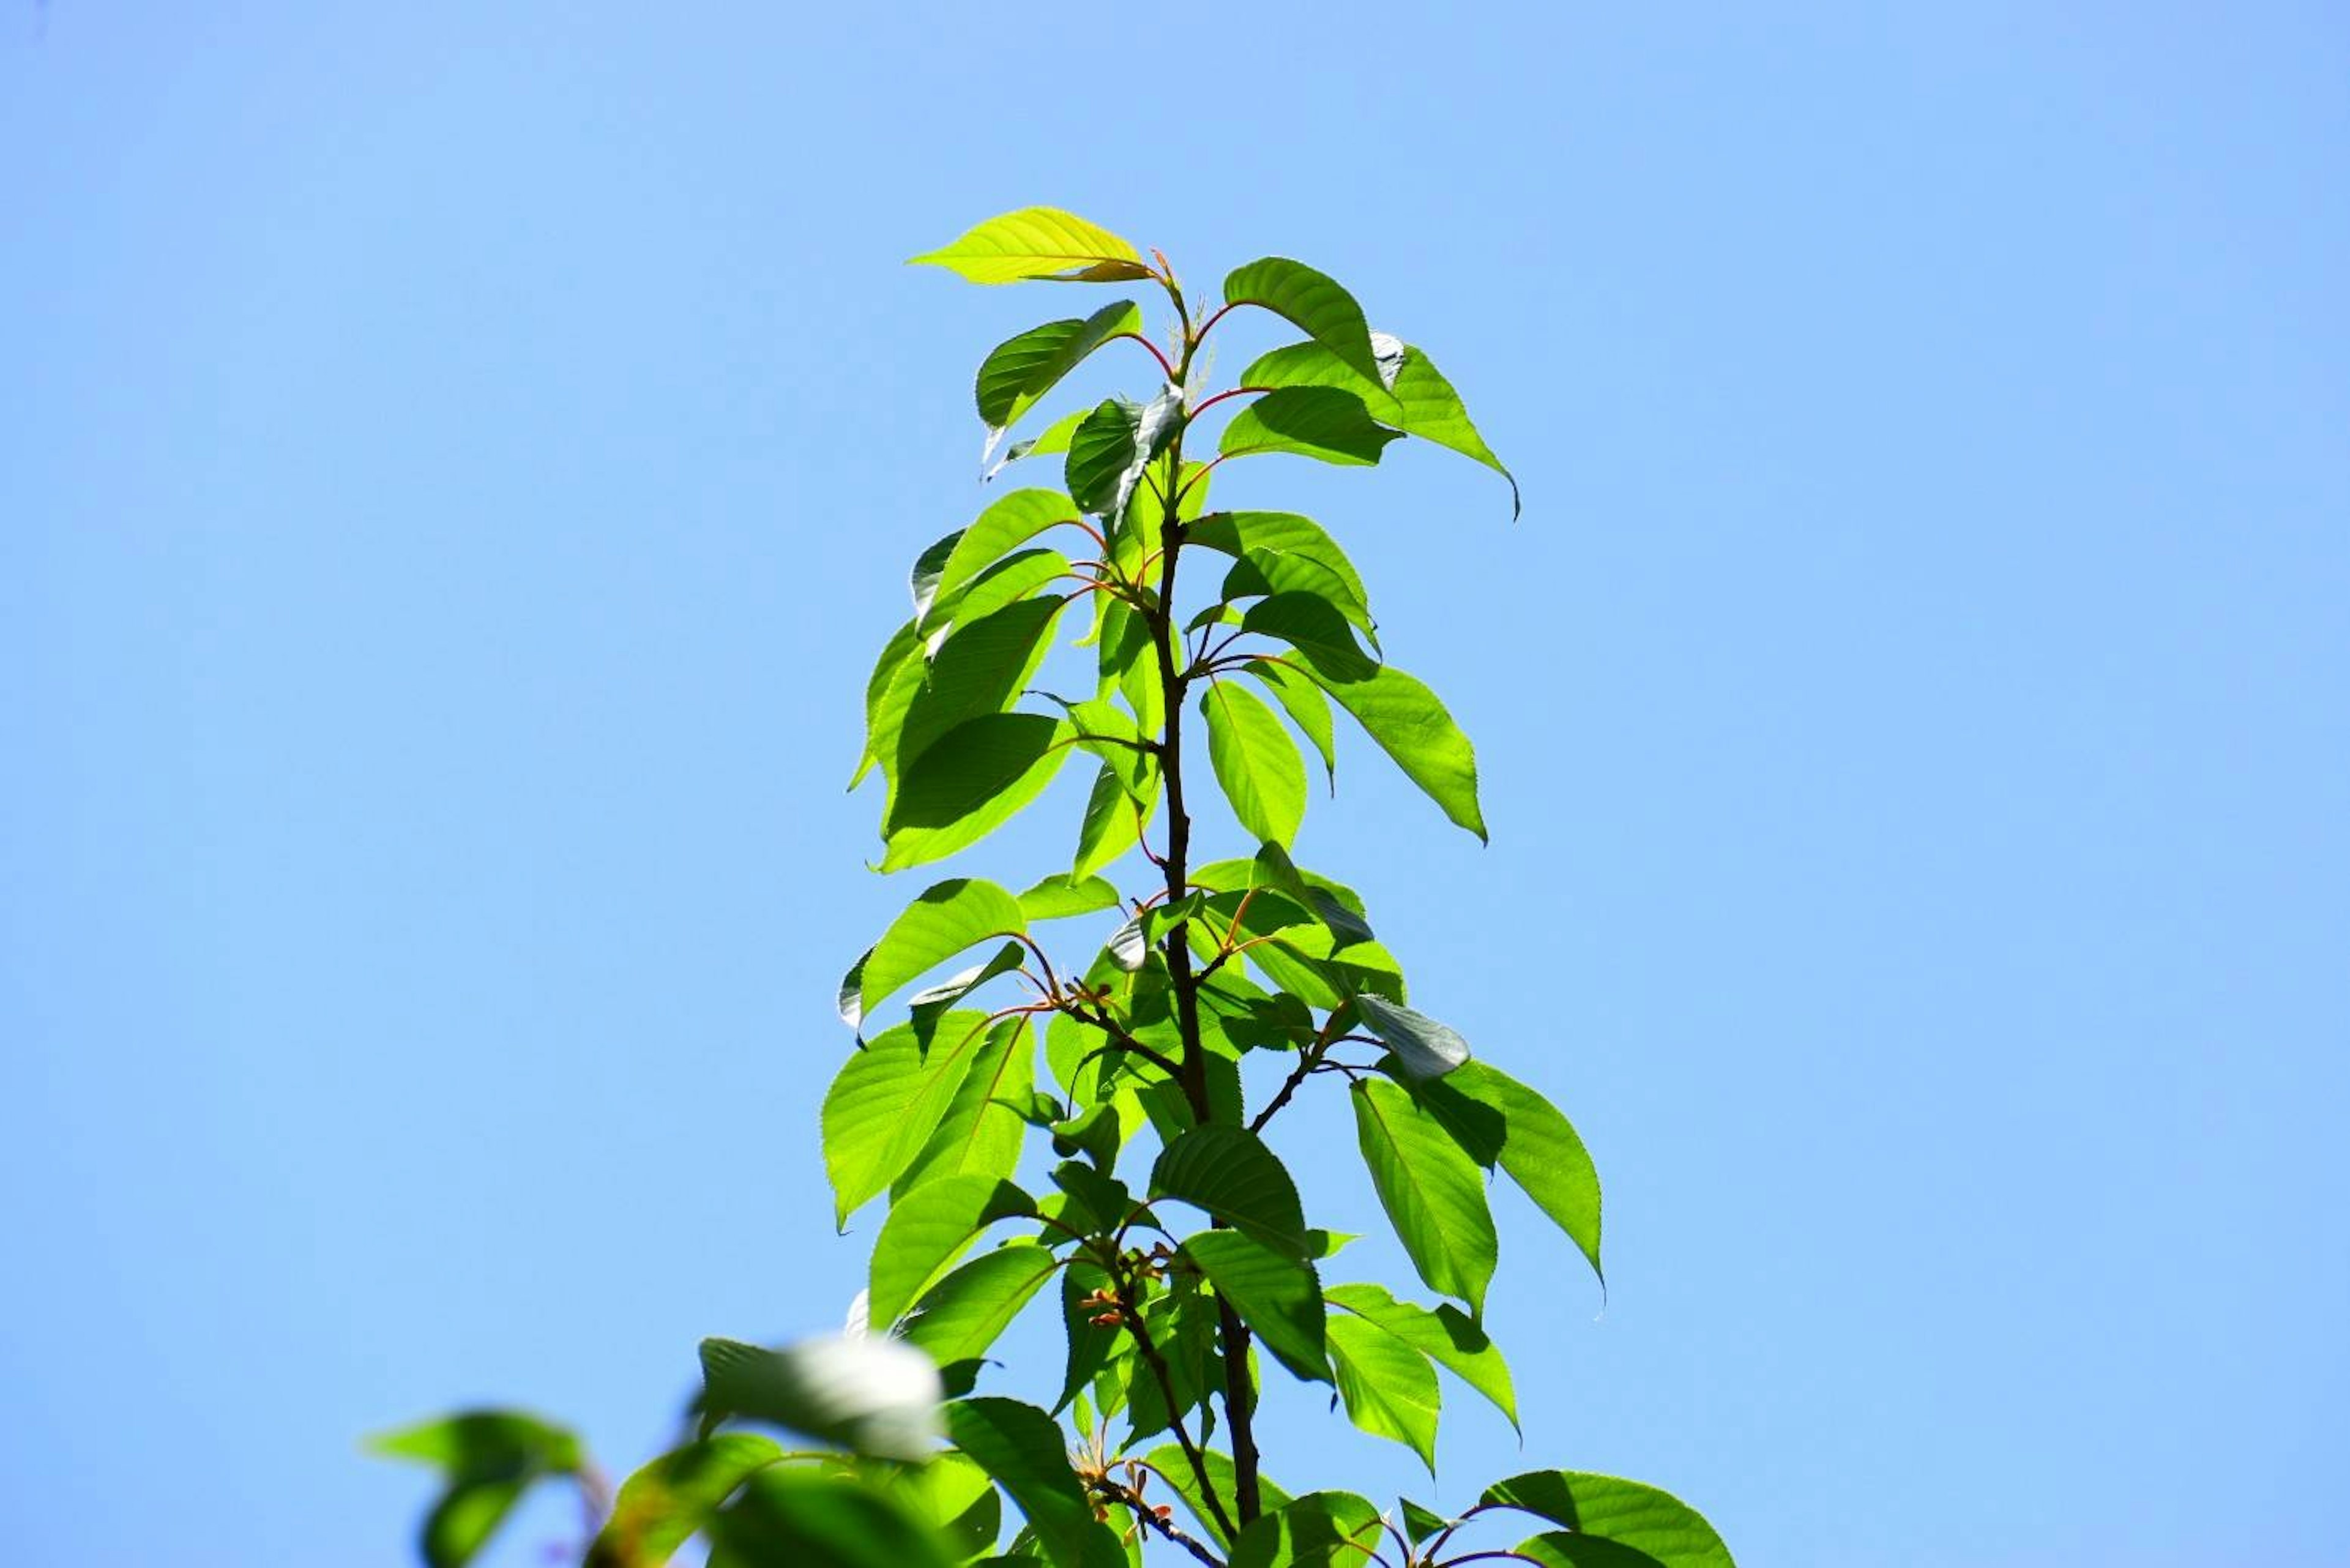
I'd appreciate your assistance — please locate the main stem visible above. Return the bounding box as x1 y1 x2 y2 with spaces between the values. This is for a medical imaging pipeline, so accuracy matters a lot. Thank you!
1147 323 1264 1529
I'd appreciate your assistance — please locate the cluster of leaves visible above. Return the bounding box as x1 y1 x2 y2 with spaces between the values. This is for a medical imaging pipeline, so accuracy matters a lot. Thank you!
374 209 1733 1568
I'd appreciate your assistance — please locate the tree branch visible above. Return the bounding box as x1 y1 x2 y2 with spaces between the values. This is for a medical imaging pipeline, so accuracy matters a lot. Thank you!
1094 1477 1224 1568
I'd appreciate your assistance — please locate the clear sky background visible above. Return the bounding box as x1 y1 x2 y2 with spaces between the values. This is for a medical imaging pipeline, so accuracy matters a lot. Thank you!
4 5 2345 1565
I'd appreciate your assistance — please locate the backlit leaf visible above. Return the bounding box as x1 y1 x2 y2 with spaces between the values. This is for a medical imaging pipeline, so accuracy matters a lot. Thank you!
1350 1078 1496 1313
911 207 1154 285
868 1176 1037 1329
884 714 1076 871
1326 1314 1440 1474
1326 1281 1516 1430
860 878 1027 1020
1184 1229 1332 1384
1417 1061 1604 1283
821 1012 996 1225
1204 678 1308 847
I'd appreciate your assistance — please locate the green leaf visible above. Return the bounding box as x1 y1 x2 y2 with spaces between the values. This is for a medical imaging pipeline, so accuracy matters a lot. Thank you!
884 714 1076 871
1417 1061 1604 1284
696 1335 944 1461
1184 1229 1332 1384
1242 336 1518 517
945 1398 1129 1568
911 207 1154 285
1228 1490 1386 1568
895 1017 1035 1195
1326 1282 1516 1430
1243 659 1336 786
371 1412 588 1568
860 879 1028 1020
1067 390 1182 519
907 942 1026 1042
1326 1313 1441 1474
985 406 1088 481
1149 1124 1312 1259
1354 995 1470 1080
1221 546 1377 648
1481 1473 1735 1568
707 1468 957 1568
899 1242 1061 1384
1218 388 1401 467
419 1482 529 1568
1244 594 1484 841
1222 258 1382 383
1400 1498 1452 1548
1143 1447 1295 1551
895 597 1068 781
868 1176 1037 1329
1204 678 1308 847
586 1435 783 1568
368 1410 584 1479
925 490 1083 627
1187 512 1371 614
977 302 1144 439
1072 758 1158 879
1016 873 1122 922
1350 1078 1496 1313
821 1011 995 1225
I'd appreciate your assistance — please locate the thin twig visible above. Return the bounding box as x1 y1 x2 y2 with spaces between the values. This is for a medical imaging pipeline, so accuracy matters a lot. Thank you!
1093 1477 1223 1568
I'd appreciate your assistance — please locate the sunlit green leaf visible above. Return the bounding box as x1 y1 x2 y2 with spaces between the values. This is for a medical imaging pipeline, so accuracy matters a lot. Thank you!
1016 873 1122 922
1187 512 1370 611
1242 336 1518 517
977 302 1144 441
1242 594 1484 841
924 490 1083 627
1417 1060 1604 1285
945 1398 1130 1568
1204 678 1307 847
1150 1124 1311 1259
822 1011 995 1224
1326 1313 1440 1474
1071 758 1158 879
1482 1472 1735 1568
1222 258 1382 383
859 878 1027 1020
895 1018 1035 1197
900 1244 1061 1388
1227 1490 1386 1568
1245 659 1337 788
911 207 1154 285
1350 1078 1496 1313
1400 1498 1452 1548
895 598 1068 783
1218 388 1401 468
1143 1447 1295 1552
884 714 1076 871
869 1176 1037 1329
1326 1282 1516 1430
1184 1229 1331 1384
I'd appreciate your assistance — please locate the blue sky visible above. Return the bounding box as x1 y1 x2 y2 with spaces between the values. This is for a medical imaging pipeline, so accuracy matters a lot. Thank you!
4 4 2345 1564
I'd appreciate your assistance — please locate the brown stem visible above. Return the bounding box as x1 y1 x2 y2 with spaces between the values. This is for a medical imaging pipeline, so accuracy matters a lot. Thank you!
1094 1477 1225 1567
1143 330 1266 1527
1119 1291 1236 1544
